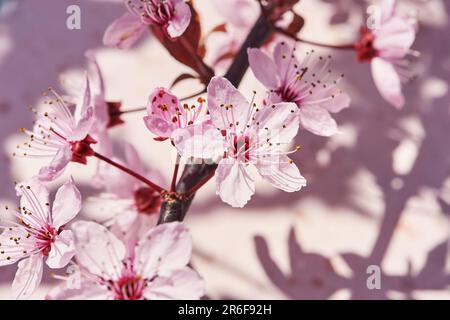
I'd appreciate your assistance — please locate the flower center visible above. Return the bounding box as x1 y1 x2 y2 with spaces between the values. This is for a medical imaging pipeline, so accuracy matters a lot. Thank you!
108 262 147 300
133 187 161 215
230 134 251 162
70 135 97 165
146 0 174 25
355 27 378 62
35 225 59 256
127 0 175 26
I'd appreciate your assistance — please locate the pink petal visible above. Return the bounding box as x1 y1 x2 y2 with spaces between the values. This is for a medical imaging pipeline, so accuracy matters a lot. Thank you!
273 41 300 85
381 0 396 22
320 92 351 113
144 87 182 138
0 228 31 266
215 158 255 208
256 155 307 192
144 116 177 139
248 48 280 89
371 57 405 109
374 17 415 59
72 221 126 277
52 178 82 229
70 106 94 142
172 122 225 160
46 278 110 300
207 76 249 132
85 50 106 99
12 255 43 299
16 178 50 226
103 13 146 49
298 105 339 136
46 230 75 269
110 210 140 252
74 76 91 124
38 144 72 182
166 1 191 38
253 102 300 144
135 222 192 278
144 267 205 300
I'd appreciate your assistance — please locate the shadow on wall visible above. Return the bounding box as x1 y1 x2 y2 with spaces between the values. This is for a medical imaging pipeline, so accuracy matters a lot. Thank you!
0 0 124 199
189 0 450 299
0 0 125 291
252 0 450 299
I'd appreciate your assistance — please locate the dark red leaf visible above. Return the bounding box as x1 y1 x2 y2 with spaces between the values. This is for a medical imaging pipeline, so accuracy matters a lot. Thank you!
170 73 199 89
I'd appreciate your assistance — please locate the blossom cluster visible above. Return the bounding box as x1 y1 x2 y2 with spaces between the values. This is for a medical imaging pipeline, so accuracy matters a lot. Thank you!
1 0 417 299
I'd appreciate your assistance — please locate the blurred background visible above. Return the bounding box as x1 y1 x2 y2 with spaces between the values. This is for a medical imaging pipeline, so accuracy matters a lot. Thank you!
0 0 449 299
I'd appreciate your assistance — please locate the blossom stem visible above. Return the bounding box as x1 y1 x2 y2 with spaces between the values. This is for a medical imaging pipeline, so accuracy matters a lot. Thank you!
275 27 355 50
93 152 165 194
119 107 146 114
171 154 181 192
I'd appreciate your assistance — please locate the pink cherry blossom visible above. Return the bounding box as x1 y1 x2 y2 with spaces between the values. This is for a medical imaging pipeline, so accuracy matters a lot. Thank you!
63 52 122 157
248 41 351 137
103 0 192 49
207 0 259 68
173 76 306 208
84 51 123 153
47 221 205 300
0 178 81 299
143 87 205 141
355 0 417 108
15 83 95 182
93 142 164 249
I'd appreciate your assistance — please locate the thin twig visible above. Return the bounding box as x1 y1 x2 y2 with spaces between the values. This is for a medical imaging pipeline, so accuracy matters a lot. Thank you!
276 27 355 50
94 152 165 194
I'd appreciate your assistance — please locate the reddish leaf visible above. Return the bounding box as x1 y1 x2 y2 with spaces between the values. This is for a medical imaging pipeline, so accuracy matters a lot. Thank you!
285 12 304 35
170 73 199 89
151 2 208 76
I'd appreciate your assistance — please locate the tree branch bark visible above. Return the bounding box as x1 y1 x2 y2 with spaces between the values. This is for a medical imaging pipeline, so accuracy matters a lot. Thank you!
157 2 299 224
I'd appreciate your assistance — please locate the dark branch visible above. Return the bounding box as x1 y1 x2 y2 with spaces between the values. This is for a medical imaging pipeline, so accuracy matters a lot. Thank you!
157 2 300 224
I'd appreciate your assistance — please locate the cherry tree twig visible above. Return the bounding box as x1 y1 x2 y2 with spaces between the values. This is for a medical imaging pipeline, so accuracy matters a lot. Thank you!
157 2 298 224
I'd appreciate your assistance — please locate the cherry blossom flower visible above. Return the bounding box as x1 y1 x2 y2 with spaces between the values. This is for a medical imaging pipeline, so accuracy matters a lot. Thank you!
143 87 205 141
207 0 259 68
173 76 306 208
103 0 192 49
15 82 95 182
92 142 164 249
63 52 122 157
0 178 81 299
47 221 205 300
248 41 351 137
355 0 417 108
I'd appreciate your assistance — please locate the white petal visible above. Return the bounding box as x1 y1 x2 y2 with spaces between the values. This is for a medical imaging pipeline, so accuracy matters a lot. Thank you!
256 155 306 192
298 105 339 136
12 255 43 300
135 222 192 278
371 57 404 108
144 267 205 300
72 221 126 278
46 230 75 269
207 76 250 132
248 48 280 89
172 122 225 161
215 158 255 208
52 177 82 229
253 102 300 144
